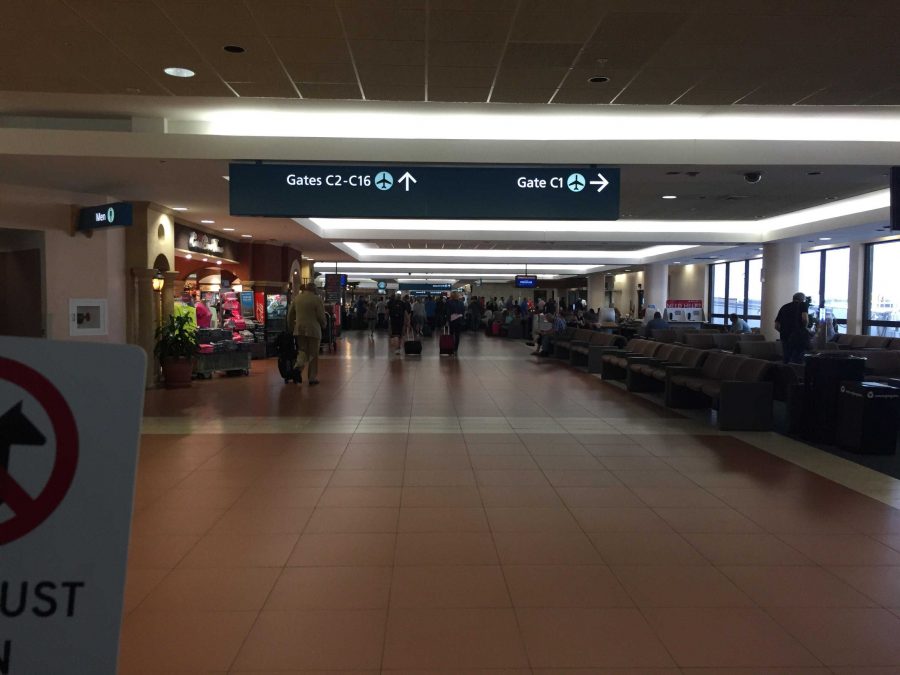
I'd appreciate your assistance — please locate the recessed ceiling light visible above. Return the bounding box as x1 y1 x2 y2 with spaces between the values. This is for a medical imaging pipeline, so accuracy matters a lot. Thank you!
673 261 681 264
819 237 832 241
201 219 214 224
241 234 252 238
714 259 727 263
185 254 192 260
202 257 208 262
163 67 195 78
588 76 609 83
172 206 188 211
223 227 235 232
216 260 222 265
223 45 245 53
662 195 677 199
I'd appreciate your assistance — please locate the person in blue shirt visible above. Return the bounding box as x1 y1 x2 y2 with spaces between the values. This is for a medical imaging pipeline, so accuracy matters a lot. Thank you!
729 313 751 334
643 311 669 337
424 295 436 331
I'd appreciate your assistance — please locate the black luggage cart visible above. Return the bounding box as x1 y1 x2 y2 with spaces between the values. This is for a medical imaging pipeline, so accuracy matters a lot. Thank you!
320 312 337 353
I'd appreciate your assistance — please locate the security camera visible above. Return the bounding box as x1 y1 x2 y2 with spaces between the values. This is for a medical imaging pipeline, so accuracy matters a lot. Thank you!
744 171 763 184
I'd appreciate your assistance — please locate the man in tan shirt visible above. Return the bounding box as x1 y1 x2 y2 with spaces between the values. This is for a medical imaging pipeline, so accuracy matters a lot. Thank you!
286 283 327 385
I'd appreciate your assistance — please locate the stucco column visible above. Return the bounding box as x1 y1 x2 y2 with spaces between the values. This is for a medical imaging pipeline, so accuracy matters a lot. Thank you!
162 271 180 321
761 241 801 340
846 242 866 335
130 268 159 387
643 263 669 314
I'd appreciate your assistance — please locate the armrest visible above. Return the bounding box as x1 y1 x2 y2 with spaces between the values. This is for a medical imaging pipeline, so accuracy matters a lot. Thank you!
626 356 660 364
665 365 701 375
570 340 589 346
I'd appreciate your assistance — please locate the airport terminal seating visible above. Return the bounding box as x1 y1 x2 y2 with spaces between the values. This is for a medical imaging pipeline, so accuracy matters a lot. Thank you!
734 340 784 361
553 327 592 359
624 343 709 393
665 350 777 431
569 331 627 369
833 334 894 349
599 338 665 380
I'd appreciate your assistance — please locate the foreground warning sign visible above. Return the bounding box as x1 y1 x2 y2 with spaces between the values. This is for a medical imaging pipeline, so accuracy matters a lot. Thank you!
0 337 145 674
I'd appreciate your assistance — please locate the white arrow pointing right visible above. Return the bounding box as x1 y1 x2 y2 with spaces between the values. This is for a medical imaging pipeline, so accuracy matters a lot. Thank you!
589 172 609 193
398 171 418 192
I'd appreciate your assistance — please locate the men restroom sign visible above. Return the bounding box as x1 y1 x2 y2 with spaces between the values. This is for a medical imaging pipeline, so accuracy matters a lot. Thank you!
0 338 146 674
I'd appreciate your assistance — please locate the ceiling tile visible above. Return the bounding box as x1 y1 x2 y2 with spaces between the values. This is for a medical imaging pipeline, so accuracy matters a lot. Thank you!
592 11 690 46
860 87 900 105
512 1 608 42
430 0 517 10
502 43 582 68
0 76 106 95
561 66 638 90
428 86 490 102
490 88 554 104
494 66 568 90
428 41 505 67
290 62 358 83
364 84 425 101
579 42 659 70
154 0 257 35
229 80 298 98
163 76 237 97
613 68 709 104
246 0 344 39
351 40 426 66
798 88 872 105
357 64 424 87
3 0 91 32
430 10 513 42
270 38 352 65
299 82 363 99
552 87 618 105
428 66 495 88
187 35 286 83
340 8 426 41
67 0 176 35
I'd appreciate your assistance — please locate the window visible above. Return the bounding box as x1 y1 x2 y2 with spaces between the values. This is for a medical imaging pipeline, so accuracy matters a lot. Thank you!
864 240 900 338
823 247 850 321
708 258 762 327
799 247 849 326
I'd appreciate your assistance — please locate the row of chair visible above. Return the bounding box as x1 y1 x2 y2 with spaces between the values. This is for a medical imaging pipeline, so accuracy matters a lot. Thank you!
597 339 779 431
552 328 627 370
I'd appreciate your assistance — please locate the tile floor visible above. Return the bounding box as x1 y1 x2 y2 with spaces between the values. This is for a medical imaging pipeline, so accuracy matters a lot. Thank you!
122 331 900 674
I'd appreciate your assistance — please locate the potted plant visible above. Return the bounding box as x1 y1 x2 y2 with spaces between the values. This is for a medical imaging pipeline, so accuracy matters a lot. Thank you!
154 313 197 389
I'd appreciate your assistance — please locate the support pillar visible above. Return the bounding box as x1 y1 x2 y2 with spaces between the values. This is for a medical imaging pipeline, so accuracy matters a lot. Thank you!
846 242 866 335
130 268 159 388
643 263 669 315
761 241 801 340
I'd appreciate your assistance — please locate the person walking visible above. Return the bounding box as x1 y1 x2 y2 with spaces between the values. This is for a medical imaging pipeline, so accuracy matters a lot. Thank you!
775 292 811 364
367 298 377 338
376 297 386 330
387 292 411 354
286 283 327 385
447 291 466 355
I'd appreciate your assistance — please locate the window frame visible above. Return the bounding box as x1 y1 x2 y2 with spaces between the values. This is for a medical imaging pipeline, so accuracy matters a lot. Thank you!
799 248 849 327
863 240 900 336
708 258 762 326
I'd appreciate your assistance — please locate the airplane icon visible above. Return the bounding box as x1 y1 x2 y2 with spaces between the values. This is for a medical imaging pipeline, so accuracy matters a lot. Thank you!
567 173 586 193
375 171 394 190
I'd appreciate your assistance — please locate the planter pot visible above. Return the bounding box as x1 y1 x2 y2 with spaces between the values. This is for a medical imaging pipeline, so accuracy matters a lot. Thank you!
161 357 193 389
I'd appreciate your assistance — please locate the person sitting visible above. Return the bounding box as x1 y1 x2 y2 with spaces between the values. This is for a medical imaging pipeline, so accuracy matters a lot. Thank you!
532 312 567 356
729 313 751 334
644 311 669 337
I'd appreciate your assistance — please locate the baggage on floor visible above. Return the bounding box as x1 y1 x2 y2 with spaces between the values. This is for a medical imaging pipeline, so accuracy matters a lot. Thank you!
404 330 422 355
491 322 501 336
421 323 433 337
439 326 455 355
274 331 300 384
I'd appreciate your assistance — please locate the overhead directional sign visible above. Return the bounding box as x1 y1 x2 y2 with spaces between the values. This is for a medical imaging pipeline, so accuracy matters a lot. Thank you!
229 163 620 220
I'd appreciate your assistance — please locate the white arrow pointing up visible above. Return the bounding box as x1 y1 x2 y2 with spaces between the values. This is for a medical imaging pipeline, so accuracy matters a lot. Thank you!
589 172 609 193
398 171 417 191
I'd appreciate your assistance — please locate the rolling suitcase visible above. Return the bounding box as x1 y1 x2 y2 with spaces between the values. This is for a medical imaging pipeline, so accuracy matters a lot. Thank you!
404 329 423 356
274 331 300 384
439 325 455 355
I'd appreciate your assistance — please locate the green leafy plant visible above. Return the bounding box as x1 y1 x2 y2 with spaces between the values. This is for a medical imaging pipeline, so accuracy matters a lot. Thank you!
153 313 197 361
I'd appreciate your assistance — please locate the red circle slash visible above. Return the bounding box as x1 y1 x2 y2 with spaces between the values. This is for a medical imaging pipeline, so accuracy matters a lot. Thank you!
0 357 79 545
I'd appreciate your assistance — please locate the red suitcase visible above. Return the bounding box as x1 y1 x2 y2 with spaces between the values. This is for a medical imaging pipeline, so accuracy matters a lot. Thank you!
439 327 455 355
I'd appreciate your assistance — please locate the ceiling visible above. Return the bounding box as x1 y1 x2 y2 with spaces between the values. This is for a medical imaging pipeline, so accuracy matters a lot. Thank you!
2 0 900 105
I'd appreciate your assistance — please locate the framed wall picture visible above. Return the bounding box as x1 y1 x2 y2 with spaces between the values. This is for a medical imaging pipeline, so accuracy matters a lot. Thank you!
69 298 108 336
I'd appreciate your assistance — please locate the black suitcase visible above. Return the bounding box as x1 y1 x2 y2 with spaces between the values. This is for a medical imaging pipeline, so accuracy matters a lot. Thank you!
274 332 300 384
404 338 423 355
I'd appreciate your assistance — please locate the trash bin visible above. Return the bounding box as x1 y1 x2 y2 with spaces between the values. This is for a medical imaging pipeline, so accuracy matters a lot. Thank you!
837 381 900 454
802 353 867 443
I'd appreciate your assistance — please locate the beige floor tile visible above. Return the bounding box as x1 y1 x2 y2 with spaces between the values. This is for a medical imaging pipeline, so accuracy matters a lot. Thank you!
722 565 877 607
208 507 312 535
573 507 673 533
401 485 484 508
613 565 754 607
304 507 399 533
590 532 708 566
127 534 200 569
318 486 403 507
486 507 580 532
122 568 169 614
682 533 813 566
478 484 564 508
493 531 603 565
